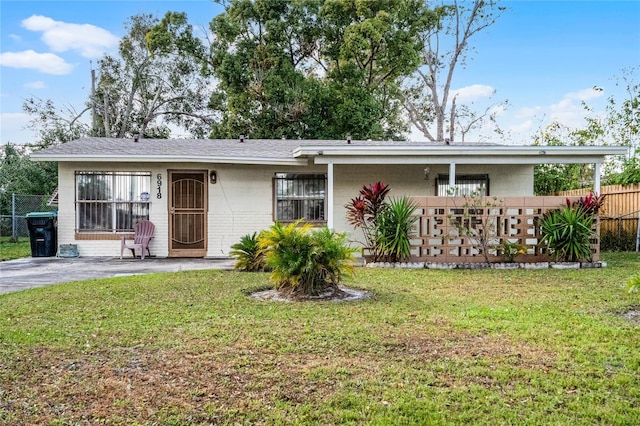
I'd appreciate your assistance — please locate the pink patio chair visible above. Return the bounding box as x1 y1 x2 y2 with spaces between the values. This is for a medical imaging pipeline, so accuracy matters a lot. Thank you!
120 220 155 260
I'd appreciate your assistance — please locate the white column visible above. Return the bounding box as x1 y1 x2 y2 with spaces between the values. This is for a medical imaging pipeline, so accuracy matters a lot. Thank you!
594 162 601 195
449 162 456 192
327 161 334 229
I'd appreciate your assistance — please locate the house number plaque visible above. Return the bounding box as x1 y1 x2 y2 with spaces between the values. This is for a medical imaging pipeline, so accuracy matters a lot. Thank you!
156 173 162 199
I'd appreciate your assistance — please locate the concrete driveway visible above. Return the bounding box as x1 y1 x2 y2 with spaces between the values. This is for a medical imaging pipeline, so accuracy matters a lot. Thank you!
0 257 235 295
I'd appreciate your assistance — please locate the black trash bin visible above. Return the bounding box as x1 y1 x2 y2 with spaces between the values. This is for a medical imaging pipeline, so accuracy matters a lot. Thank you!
25 212 58 257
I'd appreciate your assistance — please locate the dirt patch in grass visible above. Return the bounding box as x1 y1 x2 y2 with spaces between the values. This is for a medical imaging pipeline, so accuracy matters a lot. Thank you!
384 330 557 372
250 285 373 302
621 309 640 324
2 330 556 424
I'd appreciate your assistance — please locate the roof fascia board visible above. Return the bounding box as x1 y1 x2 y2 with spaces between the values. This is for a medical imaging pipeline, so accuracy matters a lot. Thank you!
296 145 628 158
314 155 614 165
30 154 308 166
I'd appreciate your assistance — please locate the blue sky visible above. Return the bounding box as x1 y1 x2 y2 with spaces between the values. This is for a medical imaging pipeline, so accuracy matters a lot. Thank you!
1 0 639 145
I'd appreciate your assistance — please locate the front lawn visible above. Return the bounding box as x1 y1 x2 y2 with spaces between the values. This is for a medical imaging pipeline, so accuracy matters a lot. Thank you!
1 252 638 424
0 237 31 261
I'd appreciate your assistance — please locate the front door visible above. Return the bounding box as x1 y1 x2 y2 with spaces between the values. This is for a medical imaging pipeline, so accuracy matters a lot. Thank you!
168 170 208 257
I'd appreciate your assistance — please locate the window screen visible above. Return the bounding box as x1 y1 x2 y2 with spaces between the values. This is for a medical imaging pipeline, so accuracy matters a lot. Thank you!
437 174 489 196
75 171 151 232
274 173 326 222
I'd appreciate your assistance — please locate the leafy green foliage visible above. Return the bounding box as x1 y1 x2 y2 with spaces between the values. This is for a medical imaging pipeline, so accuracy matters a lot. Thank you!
0 144 57 215
95 13 213 138
374 197 419 262
539 206 594 262
627 274 640 293
230 232 266 272
258 222 356 296
150 1 438 139
498 239 526 263
534 68 640 190
608 155 640 185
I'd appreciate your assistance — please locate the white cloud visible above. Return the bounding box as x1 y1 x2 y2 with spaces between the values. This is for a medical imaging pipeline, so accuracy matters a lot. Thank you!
22 14 119 58
0 112 32 144
451 84 495 102
9 34 21 41
0 50 74 75
24 81 46 89
547 88 604 128
563 87 604 102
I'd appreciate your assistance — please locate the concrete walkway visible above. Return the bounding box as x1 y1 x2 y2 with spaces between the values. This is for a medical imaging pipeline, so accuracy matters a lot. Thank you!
0 257 235 295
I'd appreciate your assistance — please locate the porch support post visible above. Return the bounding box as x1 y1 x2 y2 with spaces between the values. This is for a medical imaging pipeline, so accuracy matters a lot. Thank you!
449 162 456 192
594 162 601 195
327 161 334 229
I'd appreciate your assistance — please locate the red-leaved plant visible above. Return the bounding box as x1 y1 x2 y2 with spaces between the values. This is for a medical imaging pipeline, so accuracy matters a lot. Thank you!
345 182 390 261
567 192 606 216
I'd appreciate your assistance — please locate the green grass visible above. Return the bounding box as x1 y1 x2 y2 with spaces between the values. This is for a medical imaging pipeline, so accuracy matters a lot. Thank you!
0 237 31 261
1 252 639 425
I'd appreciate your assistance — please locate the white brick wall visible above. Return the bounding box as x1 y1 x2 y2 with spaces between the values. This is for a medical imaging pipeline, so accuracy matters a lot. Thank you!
57 162 533 257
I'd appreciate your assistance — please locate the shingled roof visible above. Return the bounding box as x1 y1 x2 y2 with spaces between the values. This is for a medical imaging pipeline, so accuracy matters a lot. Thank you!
30 137 627 166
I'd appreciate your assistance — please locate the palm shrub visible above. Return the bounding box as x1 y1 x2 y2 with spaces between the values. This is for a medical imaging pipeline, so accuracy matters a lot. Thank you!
539 206 594 262
375 197 418 262
259 222 356 296
230 232 266 271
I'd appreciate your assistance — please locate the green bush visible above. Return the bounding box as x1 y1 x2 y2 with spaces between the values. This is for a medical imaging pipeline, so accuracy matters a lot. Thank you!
258 222 356 296
627 275 640 293
375 197 418 262
230 232 267 272
539 206 594 262
600 229 638 252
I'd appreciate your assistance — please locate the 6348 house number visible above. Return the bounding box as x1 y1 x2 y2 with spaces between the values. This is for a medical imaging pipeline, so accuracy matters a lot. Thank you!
156 173 162 199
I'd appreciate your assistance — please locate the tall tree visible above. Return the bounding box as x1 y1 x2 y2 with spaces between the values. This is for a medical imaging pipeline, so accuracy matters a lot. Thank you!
22 97 89 149
94 13 215 138
0 144 58 215
148 0 439 139
403 0 505 142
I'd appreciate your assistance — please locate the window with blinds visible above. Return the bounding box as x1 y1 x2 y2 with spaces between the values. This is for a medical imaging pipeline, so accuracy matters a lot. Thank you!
437 174 489 196
75 171 151 232
274 173 326 222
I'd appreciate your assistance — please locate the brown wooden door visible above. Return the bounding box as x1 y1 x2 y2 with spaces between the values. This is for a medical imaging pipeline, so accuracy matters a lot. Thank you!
168 170 207 257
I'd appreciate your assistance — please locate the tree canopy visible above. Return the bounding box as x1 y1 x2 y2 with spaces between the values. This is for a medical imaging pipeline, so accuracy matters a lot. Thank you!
148 0 440 139
533 68 640 194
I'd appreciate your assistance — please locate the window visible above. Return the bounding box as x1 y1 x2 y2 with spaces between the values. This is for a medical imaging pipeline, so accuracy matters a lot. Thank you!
437 174 489 196
274 173 326 222
76 171 151 232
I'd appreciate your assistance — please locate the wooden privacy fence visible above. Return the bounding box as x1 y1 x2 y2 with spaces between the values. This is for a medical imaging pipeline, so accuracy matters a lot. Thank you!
558 184 640 250
410 196 599 263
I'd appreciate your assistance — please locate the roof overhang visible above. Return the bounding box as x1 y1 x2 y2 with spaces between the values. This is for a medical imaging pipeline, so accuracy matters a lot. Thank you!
293 145 629 165
30 153 309 166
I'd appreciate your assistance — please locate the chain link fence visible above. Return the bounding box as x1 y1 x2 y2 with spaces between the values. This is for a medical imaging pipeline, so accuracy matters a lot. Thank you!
600 212 640 252
0 194 56 240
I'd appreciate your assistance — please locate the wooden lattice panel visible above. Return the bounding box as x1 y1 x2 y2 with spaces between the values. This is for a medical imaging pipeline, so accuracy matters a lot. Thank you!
411 196 600 263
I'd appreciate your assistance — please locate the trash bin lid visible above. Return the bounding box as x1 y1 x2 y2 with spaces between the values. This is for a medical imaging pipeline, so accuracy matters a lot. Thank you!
25 211 58 218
